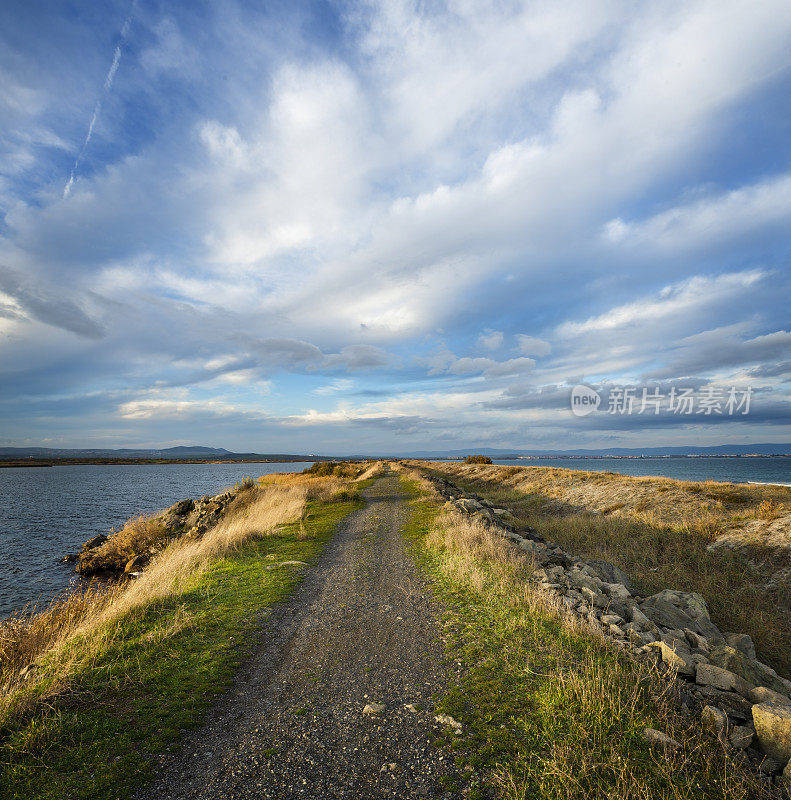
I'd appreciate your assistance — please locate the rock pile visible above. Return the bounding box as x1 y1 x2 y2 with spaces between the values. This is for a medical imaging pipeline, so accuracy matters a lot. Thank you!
424 471 791 789
70 489 238 578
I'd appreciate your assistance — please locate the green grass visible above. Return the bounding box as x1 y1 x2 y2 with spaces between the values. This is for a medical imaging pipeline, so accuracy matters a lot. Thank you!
397 475 762 800
0 498 359 800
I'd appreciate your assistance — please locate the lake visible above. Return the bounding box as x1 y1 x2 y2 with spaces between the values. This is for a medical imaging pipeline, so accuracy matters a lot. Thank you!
0 461 314 618
488 456 791 484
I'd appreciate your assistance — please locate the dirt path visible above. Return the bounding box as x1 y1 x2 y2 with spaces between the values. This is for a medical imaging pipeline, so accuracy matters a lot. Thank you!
138 473 462 800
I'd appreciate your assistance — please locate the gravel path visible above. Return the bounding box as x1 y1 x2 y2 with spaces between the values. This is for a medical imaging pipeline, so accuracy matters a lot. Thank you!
137 472 463 800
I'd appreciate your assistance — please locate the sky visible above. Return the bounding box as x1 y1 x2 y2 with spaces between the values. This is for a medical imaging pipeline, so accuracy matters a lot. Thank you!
1 0 790 455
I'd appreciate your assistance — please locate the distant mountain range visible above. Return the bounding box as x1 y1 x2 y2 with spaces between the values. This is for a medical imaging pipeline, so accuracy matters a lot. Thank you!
389 443 791 458
0 446 319 461
1 443 789 461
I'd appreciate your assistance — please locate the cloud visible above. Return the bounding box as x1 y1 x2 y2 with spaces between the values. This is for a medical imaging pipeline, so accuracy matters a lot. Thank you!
603 173 791 250
515 335 551 357
478 329 504 350
1 1 790 450
556 270 767 338
0 266 105 338
322 345 392 371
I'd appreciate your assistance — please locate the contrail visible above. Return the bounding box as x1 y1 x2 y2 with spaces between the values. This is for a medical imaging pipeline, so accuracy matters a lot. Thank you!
63 4 136 199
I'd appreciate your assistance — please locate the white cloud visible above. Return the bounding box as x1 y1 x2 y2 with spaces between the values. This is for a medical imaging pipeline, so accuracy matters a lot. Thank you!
603 173 791 250
478 329 503 350
557 270 767 338
515 335 551 357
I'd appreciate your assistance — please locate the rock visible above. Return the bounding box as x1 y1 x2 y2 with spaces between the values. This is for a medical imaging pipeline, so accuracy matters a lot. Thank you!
404 704 418 713
725 632 757 660
782 758 791 786
123 553 150 574
629 607 658 633
435 713 463 734
603 582 632 602
585 559 631 589
601 614 624 626
730 725 754 749
696 664 753 697
363 703 386 715
750 686 791 707
757 756 783 777
648 640 696 676
709 645 790 696
567 571 603 594
168 498 195 516
701 705 729 740
60 553 78 563
642 728 681 749
694 686 753 721
81 534 108 552
640 590 723 641
684 629 710 652
752 702 791 764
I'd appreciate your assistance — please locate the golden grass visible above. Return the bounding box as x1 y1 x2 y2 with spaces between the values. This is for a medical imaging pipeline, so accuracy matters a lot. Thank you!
0 474 332 723
426 461 791 528
414 462 791 679
407 478 767 800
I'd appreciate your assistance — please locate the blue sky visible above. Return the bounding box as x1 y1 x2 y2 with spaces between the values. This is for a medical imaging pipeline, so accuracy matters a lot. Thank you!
1 0 790 454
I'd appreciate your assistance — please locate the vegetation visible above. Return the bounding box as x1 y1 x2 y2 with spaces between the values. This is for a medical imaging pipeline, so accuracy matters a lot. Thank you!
417 461 791 679
0 473 362 800
464 455 493 465
396 468 767 800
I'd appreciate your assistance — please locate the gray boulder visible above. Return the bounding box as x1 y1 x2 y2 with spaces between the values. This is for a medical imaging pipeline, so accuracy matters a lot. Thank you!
586 559 632 589
639 590 723 641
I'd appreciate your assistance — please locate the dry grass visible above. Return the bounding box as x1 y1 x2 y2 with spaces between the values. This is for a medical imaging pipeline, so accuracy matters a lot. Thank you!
0 474 327 723
415 462 791 679
425 461 791 528
411 488 767 800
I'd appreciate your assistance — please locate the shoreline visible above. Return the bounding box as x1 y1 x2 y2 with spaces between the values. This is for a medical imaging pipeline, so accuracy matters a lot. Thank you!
0 457 324 468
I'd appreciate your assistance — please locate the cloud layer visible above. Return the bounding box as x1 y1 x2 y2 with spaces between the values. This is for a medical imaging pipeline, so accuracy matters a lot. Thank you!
0 0 790 452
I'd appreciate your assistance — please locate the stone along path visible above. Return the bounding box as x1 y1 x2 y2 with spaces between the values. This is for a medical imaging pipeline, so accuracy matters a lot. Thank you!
138 473 463 800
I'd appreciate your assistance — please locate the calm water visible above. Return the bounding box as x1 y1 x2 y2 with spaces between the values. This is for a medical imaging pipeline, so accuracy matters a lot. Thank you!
0 462 313 618
489 456 791 484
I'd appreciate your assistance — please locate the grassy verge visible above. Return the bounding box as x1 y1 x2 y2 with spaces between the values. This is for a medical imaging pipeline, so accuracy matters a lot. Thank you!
0 495 360 800
417 463 791 679
396 471 766 800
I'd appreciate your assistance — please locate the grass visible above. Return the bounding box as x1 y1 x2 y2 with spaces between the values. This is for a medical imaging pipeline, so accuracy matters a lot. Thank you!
416 462 791 679
395 467 768 800
0 476 363 800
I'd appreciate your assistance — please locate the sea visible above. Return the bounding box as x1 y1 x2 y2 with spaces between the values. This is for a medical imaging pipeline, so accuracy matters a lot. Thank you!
0 456 789 618
488 456 791 485
0 461 313 618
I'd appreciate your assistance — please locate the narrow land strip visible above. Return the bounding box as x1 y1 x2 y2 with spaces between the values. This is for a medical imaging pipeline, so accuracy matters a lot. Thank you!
139 473 463 799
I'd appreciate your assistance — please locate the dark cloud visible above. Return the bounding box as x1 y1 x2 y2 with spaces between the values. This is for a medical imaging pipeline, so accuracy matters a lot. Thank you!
0 266 104 338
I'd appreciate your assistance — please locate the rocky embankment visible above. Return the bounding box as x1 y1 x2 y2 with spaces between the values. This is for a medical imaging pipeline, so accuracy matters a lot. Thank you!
422 470 791 790
65 489 237 578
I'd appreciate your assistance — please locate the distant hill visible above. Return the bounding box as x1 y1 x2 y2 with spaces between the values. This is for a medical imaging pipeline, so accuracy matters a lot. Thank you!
393 443 791 458
0 446 323 461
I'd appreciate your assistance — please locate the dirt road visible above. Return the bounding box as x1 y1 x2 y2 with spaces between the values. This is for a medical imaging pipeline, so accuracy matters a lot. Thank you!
138 473 462 800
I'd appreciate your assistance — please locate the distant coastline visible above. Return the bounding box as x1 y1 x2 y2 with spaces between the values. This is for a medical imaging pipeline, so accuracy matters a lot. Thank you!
0 457 326 468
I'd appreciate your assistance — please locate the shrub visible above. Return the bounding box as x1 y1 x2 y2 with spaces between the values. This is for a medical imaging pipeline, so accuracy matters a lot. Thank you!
757 499 784 519
464 454 493 465
233 475 254 492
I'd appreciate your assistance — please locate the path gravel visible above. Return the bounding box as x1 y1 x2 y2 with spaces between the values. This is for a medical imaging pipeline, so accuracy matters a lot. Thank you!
137 472 464 800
